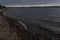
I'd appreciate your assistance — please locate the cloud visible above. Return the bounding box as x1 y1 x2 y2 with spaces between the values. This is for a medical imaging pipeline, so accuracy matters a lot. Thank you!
0 0 60 5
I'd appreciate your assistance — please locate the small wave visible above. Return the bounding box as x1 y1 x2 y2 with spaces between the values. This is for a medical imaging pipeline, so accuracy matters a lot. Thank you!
18 21 27 29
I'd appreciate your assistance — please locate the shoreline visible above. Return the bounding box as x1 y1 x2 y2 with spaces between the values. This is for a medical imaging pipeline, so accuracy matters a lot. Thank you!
1 7 60 39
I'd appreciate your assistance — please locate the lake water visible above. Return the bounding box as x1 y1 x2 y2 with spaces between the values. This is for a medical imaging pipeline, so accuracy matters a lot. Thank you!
6 7 60 35
6 7 60 22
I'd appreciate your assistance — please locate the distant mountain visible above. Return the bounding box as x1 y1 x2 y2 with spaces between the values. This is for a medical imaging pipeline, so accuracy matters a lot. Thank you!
5 4 60 7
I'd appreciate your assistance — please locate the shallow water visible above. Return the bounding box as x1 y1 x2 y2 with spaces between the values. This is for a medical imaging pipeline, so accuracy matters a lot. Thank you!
6 7 60 34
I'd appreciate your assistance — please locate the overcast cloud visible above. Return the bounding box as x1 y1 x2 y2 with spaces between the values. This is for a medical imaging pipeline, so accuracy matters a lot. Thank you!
0 0 60 5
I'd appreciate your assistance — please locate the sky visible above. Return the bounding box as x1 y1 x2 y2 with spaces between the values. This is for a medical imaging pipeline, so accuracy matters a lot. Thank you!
0 0 60 5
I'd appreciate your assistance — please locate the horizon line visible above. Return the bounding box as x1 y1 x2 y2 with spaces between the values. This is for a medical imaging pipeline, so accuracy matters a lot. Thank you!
4 4 60 7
